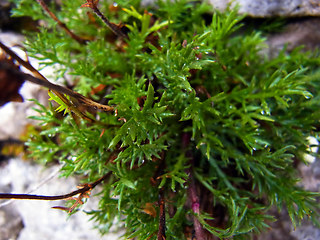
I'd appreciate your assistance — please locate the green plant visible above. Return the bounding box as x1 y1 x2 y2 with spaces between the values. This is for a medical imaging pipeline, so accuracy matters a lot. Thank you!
3 0 320 239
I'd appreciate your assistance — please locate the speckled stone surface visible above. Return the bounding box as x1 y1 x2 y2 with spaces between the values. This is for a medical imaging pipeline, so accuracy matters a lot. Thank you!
208 0 320 17
266 18 320 57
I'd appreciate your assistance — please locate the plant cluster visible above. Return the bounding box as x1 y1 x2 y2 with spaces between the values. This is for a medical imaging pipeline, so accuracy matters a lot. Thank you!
4 0 320 239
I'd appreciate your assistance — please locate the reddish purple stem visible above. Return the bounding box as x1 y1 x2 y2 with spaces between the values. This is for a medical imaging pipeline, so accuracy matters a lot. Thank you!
182 132 206 239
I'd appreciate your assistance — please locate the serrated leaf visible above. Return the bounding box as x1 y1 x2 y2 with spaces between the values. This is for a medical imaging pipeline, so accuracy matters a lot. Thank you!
143 84 154 111
121 178 136 190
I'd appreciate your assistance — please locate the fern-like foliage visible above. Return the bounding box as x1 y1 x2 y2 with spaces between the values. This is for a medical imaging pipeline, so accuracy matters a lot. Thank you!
10 0 320 239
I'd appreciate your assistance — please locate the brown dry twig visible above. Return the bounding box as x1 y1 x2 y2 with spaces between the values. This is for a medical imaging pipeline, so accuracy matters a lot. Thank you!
188 175 205 240
0 172 111 213
36 0 87 44
157 187 166 240
0 41 114 121
182 132 206 240
81 0 128 39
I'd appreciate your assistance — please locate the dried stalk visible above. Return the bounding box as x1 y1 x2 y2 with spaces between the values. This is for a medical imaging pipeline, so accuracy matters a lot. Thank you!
182 132 206 240
0 41 114 120
81 0 128 39
0 172 111 212
157 187 166 240
36 0 87 44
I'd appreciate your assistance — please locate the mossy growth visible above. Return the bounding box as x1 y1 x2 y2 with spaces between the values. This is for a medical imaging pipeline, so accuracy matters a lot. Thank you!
9 0 320 239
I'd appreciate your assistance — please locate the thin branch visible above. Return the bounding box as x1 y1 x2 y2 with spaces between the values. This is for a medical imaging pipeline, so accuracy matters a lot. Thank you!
147 232 157 240
2 62 113 112
0 40 47 80
0 164 63 209
182 132 206 240
0 41 114 114
36 0 87 44
0 187 88 201
0 172 111 201
157 187 166 240
188 175 205 240
149 151 167 239
81 0 128 39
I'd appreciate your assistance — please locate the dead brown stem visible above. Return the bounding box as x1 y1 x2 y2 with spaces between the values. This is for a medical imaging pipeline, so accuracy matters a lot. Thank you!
182 132 206 240
0 41 114 117
188 175 206 240
36 0 87 44
0 172 111 211
81 0 127 39
157 187 166 240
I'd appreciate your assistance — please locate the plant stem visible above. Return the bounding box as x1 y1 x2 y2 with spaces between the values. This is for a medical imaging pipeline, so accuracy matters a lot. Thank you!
182 132 206 240
188 176 206 240
83 0 127 39
0 172 111 201
36 0 87 44
0 41 114 113
157 187 166 240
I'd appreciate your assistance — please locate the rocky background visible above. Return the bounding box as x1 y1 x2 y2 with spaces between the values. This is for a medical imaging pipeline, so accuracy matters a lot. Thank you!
209 0 320 17
0 0 320 239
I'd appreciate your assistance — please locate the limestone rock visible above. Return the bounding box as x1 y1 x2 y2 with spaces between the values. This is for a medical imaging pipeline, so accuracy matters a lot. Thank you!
0 204 24 240
266 18 320 56
0 182 24 240
209 0 320 17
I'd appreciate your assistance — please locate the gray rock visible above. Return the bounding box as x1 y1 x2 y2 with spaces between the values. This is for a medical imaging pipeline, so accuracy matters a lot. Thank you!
0 204 24 240
0 158 122 240
259 158 320 240
209 0 320 17
291 224 320 240
0 177 24 240
266 18 320 57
